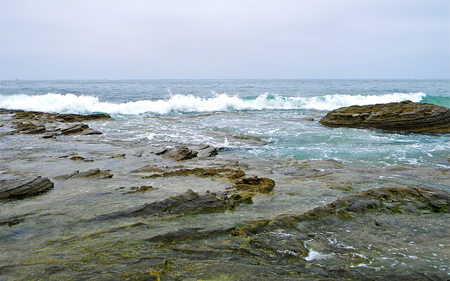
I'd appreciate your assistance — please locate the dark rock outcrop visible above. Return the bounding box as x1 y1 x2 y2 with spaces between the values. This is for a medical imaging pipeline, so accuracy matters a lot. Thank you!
88 189 253 221
147 226 236 243
0 109 111 137
319 101 450 133
55 169 113 180
141 167 245 181
197 145 219 157
157 146 198 161
0 176 54 200
237 186 450 236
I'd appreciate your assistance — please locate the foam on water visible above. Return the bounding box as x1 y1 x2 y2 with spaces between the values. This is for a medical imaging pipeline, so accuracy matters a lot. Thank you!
0 92 426 115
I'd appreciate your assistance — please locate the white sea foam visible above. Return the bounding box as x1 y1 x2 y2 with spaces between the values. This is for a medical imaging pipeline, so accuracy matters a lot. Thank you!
304 249 335 261
0 92 426 115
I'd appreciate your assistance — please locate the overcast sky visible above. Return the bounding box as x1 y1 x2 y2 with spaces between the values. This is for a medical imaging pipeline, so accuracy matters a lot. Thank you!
1 0 449 80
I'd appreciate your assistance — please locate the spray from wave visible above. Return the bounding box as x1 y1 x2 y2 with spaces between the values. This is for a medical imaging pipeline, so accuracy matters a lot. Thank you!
0 92 426 115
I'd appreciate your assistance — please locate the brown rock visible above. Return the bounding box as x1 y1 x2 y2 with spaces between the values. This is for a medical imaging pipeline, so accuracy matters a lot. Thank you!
234 177 275 194
319 101 450 133
159 146 198 161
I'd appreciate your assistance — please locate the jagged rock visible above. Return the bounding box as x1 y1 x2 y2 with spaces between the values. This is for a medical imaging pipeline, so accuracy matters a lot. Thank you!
236 186 450 237
8 110 112 123
197 145 219 157
55 169 113 180
0 109 111 137
56 113 112 122
81 128 102 135
147 226 236 243
319 101 450 133
0 176 54 200
123 186 155 194
11 122 47 134
142 167 245 180
88 189 252 221
233 177 275 194
159 146 198 161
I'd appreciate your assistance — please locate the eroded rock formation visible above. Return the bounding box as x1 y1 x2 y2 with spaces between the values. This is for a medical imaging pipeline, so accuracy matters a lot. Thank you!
319 101 450 133
0 176 54 200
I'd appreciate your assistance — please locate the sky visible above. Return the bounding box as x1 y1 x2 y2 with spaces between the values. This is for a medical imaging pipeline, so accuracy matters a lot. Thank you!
0 0 449 80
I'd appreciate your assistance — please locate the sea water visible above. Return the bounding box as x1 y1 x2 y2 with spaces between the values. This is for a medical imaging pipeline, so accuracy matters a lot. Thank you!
1 79 449 168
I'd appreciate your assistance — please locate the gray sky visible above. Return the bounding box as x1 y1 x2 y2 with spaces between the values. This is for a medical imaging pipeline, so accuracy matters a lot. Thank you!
1 0 449 80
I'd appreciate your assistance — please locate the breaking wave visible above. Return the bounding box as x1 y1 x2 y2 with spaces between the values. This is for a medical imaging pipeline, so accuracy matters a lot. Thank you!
0 92 426 115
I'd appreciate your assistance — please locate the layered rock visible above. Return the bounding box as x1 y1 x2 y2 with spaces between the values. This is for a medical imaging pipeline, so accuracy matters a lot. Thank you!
319 101 450 133
0 176 54 200
88 189 253 221
0 109 111 137
54 168 113 180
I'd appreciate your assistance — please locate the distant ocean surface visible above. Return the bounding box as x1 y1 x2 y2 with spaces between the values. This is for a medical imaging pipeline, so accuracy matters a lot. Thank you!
1 79 449 168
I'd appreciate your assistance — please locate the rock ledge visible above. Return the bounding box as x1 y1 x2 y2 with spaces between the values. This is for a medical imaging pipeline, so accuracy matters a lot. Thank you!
319 101 450 133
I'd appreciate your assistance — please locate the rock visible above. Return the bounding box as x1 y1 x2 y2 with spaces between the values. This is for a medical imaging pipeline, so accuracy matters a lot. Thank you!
55 169 113 180
11 122 46 134
197 145 219 157
124 186 155 194
236 186 450 237
81 128 102 135
142 167 245 181
43 124 100 138
109 154 126 159
0 176 54 200
88 189 253 221
159 146 198 161
56 113 112 122
147 226 236 243
319 101 450 133
0 109 111 137
234 177 275 194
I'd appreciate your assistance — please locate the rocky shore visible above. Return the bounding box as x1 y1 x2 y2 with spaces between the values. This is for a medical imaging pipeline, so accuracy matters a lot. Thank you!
319 101 450 133
1 108 449 280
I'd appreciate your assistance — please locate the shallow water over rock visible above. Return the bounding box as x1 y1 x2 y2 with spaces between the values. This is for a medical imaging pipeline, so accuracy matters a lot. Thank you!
1 110 449 280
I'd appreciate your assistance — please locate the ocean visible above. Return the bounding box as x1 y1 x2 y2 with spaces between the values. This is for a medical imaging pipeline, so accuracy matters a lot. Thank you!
1 79 449 168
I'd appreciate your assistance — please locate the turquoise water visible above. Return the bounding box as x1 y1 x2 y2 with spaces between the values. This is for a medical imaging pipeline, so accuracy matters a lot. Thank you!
1 79 449 168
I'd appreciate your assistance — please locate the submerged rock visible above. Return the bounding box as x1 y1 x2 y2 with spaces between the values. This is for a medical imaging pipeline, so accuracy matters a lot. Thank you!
0 176 54 200
319 101 450 133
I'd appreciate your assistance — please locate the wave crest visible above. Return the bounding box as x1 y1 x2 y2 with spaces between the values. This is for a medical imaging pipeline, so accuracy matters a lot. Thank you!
0 92 426 115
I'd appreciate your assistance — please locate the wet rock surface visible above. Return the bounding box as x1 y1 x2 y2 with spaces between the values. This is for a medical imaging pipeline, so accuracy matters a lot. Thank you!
54 168 113 180
0 176 54 200
234 177 276 194
0 109 111 137
319 101 450 133
88 189 253 221
1 109 449 280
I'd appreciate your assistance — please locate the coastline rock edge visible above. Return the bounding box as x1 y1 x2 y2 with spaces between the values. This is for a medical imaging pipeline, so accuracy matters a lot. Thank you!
319 101 450 133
